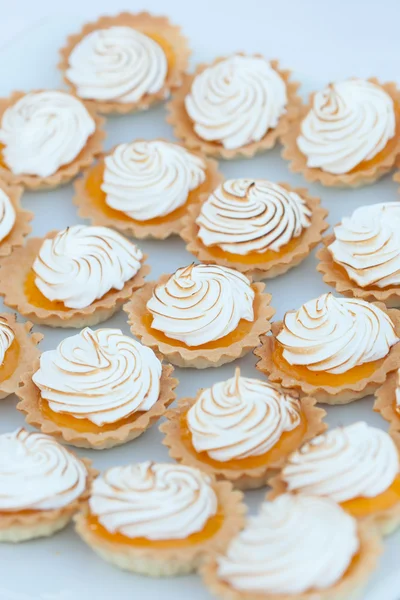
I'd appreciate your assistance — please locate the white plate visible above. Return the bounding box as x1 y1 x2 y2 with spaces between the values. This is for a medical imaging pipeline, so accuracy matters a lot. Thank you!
0 14 398 600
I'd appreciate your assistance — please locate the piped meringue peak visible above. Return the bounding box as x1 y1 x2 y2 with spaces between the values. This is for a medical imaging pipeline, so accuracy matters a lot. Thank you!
187 368 301 462
0 91 95 178
0 187 16 243
33 225 143 309
216 493 359 594
0 428 87 512
297 79 396 175
328 202 400 289
66 26 168 104
89 461 218 540
196 179 311 255
185 55 287 150
146 264 255 347
281 421 399 502
0 315 14 366
102 140 206 221
32 327 162 426
276 293 399 374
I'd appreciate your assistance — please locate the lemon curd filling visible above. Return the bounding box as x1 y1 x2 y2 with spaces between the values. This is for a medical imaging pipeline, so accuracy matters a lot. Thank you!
0 338 20 383
86 508 224 548
272 340 383 387
340 475 400 518
179 411 307 470
201 235 303 266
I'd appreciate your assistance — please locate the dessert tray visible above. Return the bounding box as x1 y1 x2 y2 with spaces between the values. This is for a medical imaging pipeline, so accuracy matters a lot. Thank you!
0 13 398 600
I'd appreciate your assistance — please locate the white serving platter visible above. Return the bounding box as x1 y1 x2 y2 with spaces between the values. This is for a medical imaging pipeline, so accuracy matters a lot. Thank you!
0 13 399 600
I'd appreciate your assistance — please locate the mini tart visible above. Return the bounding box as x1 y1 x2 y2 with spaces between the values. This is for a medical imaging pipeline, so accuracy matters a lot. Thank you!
58 12 191 115
160 389 326 490
317 232 400 308
75 466 246 577
374 370 400 437
281 78 400 188
1 458 96 543
124 277 274 369
0 181 32 257
0 428 97 543
73 144 222 239
167 55 301 160
254 304 400 405
0 90 105 191
268 422 400 536
181 184 328 280
0 313 42 400
0 230 150 328
202 513 381 600
17 358 177 450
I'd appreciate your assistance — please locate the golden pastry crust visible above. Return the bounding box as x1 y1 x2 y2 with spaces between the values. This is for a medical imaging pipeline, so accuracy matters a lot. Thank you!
181 185 328 280
16 360 178 449
0 231 150 328
281 79 400 188
0 181 32 257
267 473 400 536
166 56 301 160
0 458 97 543
159 394 326 490
74 479 246 576
317 233 400 308
73 143 223 239
254 306 400 404
201 521 382 600
58 12 191 115
0 90 105 190
0 313 42 401
123 278 274 368
374 371 400 440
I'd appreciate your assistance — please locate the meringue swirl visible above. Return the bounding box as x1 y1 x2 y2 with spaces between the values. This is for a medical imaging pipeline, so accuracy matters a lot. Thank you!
187 368 301 461
217 494 359 594
281 422 399 502
0 316 14 366
276 293 399 374
102 140 206 220
0 188 16 243
0 91 95 177
32 327 162 426
33 225 143 309
146 264 255 347
297 79 396 174
328 202 400 288
0 428 87 512
185 55 287 150
66 26 167 103
89 462 218 540
196 179 311 255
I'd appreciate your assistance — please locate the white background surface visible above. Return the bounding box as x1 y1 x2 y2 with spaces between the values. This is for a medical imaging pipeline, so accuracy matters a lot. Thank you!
0 1 399 599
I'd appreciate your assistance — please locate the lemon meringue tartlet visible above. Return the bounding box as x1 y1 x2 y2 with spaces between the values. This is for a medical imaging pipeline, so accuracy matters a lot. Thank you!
374 368 400 444
0 224 149 328
281 77 400 187
0 313 41 400
255 292 400 404
75 461 246 577
161 368 326 490
167 54 301 160
74 139 222 239
0 181 32 257
317 202 400 308
181 179 328 280
0 428 95 542
269 422 400 535
59 12 190 115
17 327 177 449
124 263 274 368
202 493 382 600
0 90 105 190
